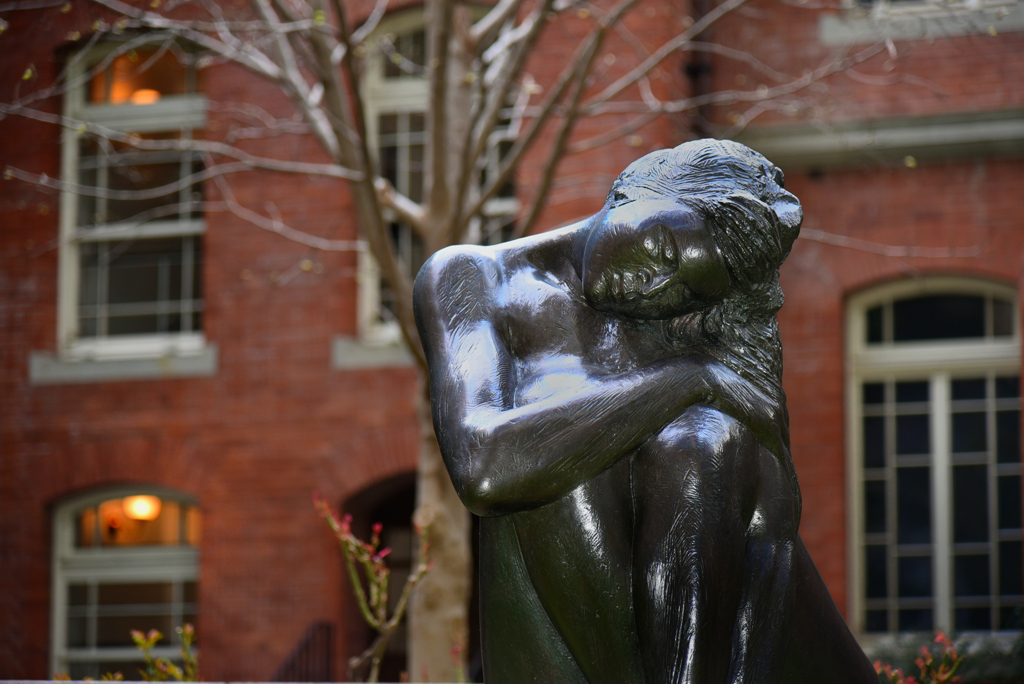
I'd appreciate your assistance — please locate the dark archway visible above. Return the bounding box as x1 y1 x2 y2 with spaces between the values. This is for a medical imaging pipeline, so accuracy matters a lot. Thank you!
343 473 416 682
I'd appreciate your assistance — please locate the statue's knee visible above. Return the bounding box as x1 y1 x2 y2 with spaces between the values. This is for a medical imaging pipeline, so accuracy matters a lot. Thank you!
645 407 737 462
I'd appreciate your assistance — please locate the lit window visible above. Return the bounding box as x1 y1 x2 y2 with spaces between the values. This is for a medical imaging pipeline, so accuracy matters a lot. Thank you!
60 44 207 359
848 278 1023 636
52 488 200 678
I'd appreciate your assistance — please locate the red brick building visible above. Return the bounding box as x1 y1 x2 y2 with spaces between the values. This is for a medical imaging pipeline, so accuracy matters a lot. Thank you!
1 0 1022 680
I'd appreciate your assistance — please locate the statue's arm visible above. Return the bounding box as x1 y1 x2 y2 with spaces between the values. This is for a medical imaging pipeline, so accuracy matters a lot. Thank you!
414 247 729 517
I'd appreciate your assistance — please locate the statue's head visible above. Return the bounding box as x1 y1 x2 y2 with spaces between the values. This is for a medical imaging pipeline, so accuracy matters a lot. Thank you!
582 139 802 319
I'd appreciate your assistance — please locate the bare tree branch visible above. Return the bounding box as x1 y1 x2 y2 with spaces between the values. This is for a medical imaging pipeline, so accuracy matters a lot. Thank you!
375 178 428 232
426 0 455 222
470 0 521 45
449 0 554 244
516 0 639 238
350 0 388 44
566 111 659 154
207 164 362 251
801 228 981 258
0 102 364 180
584 0 751 111
589 42 885 116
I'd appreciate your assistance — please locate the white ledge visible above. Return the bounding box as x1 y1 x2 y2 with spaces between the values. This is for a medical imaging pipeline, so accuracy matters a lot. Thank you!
331 336 415 369
819 0 1024 45
736 108 1024 169
30 345 218 385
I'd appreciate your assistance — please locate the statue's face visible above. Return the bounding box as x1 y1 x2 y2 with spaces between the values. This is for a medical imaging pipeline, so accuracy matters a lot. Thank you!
582 197 730 319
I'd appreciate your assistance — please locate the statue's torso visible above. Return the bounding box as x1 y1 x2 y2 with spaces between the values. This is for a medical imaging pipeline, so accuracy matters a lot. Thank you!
477 232 684 684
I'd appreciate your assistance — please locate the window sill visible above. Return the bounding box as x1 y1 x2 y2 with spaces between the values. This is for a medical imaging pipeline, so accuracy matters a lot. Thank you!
30 337 217 385
331 335 414 370
819 0 1024 45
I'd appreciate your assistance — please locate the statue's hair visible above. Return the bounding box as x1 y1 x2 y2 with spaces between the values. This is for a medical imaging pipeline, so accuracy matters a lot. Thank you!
607 139 803 409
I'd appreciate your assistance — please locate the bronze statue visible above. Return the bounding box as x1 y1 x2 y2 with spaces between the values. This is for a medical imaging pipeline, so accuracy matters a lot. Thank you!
414 140 877 683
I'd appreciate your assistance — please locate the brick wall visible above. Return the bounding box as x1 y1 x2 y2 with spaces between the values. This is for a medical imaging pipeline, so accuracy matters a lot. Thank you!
1 0 1022 678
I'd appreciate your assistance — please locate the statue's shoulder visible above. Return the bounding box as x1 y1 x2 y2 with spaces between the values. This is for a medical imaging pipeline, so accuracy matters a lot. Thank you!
415 244 503 301
414 245 505 334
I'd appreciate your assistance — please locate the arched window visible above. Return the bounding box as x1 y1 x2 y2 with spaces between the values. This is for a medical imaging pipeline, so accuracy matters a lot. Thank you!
847 278 1022 636
51 486 201 678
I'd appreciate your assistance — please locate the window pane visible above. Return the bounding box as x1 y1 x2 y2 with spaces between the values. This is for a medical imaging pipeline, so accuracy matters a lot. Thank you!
951 378 986 400
89 49 190 104
191 240 203 299
953 465 989 543
898 556 932 597
955 607 991 631
69 661 147 680
996 410 1021 463
952 413 988 453
863 382 885 405
892 294 984 341
69 584 89 606
864 417 885 468
867 305 883 343
79 316 98 337
954 554 990 596
896 415 930 455
107 242 171 304
896 381 929 403
106 157 186 224
77 238 202 338
865 481 886 533
78 145 98 224
97 615 172 647
996 376 1020 399
78 134 198 226
379 144 398 186
408 143 424 203
865 610 888 633
998 475 1022 530
999 541 1023 596
98 582 173 605
107 314 160 335
92 497 190 546
993 298 1014 337
185 506 202 545
897 467 931 544
67 616 88 648
379 113 397 135
1000 605 1024 630
383 29 426 78
76 508 98 547
898 608 932 631
866 545 888 598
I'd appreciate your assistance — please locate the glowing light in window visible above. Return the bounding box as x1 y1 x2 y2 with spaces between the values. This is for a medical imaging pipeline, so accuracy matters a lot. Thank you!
130 88 161 105
123 495 162 520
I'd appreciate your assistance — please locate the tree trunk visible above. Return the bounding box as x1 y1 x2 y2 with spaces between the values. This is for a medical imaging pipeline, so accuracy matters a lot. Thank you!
409 378 472 682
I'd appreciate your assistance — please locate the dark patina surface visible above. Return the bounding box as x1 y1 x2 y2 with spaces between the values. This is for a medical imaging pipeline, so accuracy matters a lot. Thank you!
414 140 876 683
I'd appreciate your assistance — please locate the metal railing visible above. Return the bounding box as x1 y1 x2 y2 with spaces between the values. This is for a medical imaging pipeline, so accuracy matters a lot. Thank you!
272 621 334 682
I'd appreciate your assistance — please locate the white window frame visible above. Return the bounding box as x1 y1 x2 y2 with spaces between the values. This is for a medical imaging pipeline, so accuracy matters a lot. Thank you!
50 485 200 677
58 42 209 363
820 0 1024 46
357 11 519 346
846 276 1022 640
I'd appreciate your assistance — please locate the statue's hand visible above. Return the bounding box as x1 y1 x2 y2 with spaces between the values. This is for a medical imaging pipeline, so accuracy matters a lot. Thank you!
699 361 790 463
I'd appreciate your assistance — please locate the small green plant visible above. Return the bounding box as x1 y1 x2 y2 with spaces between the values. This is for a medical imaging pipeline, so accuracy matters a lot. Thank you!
315 494 432 683
875 631 963 684
131 623 199 681
56 624 197 682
